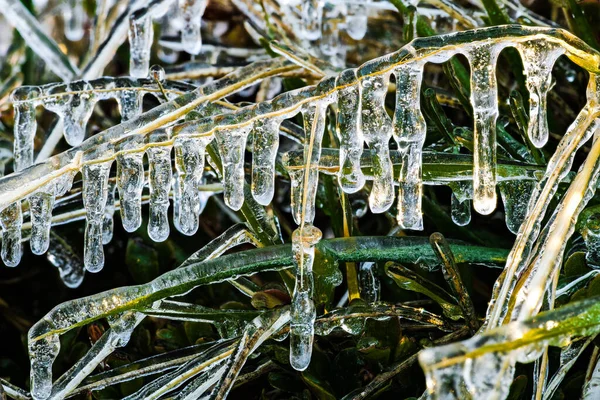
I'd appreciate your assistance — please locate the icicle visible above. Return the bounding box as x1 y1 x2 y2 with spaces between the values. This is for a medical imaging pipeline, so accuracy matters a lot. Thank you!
464 44 503 215
147 130 172 242
290 224 321 371
451 193 471 226
116 136 146 232
11 86 40 171
335 69 365 193
62 82 97 146
359 262 380 303
290 101 328 225
118 90 143 121
129 10 154 78
449 182 472 227
64 0 84 41
174 136 209 236
179 0 208 55
360 72 394 213
103 180 116 245
517 41 564 148
393 62 426 230
498 180 535 234
345 3 368 41
582 214 600 267
215 126 251 211
29 327 60 400
29 188 55 255
251 117 281 206
320 4 341 57
0 202 22 267
301 0 323 40
47 233 85 289
82 157 113 273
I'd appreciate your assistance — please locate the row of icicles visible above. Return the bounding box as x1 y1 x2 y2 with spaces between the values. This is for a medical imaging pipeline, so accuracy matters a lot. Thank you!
4 29 594 378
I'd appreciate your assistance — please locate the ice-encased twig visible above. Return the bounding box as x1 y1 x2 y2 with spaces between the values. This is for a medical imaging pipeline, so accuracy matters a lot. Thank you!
0 57 298 212
485 73 600 330
420 296 600 400
0 0 79 81
208 309 290 399
4 26 600 269
29 223 265 399
27 236 507 399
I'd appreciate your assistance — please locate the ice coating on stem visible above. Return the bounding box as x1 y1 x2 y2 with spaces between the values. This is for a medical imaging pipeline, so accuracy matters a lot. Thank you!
82 159 113 272
393 62 426 230
129 10 154 78
345 3 368 40
485 74 600 330
290 225 321 371
517 40 564 148
62 81 97 146
251 117 281 205
335 69 365 193
29 190 55 255
215 126 251 211
179 0 208 55
0 202 22 267
174 136 210 235
360 71 394 213
12 86 40 171
464 43 503 215
116 136 146 232
147 130 172 242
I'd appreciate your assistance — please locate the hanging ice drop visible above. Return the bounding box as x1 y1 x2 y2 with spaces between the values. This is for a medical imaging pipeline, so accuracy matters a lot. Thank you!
64 0 84 41
290 225 321 371
335 69 365 193
29 189 55 255
251 117 281 206
62 81 97 146
174 136 209 236
0 202 22 267
82 159 112 272
360 72 394 213
345 3 368 40
464 44 502 215
178 0 208 55
129 10 153 78
147 130 172 242
517 41 564 148
12 86 40 172
393 62 426 230
116 136 146 232
215 126 250 211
